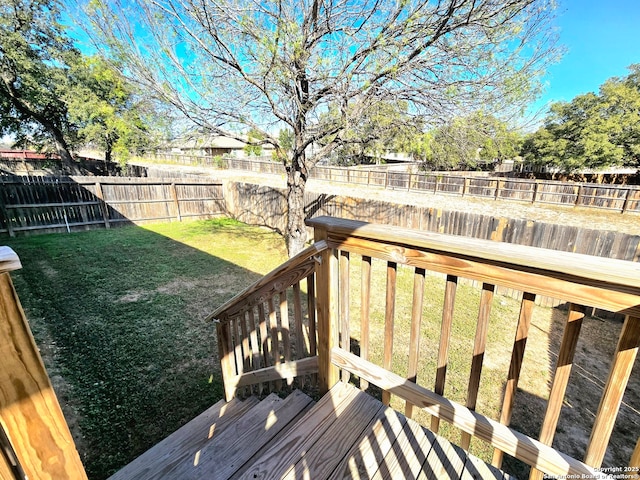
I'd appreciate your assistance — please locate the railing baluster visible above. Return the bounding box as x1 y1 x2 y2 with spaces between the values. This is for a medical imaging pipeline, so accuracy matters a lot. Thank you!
279 290 293 385
405 267 425 419
293 282 305 388
492 291 536 468
232 317 243 376
247 307 262 395
306 275 317 387
461 282 495 451
258 302 270 392
340 251 351 383
432 274 458 433
530 303 586 480
360 256 372 391
240 310 251 395
382 261 397 406
584 315 640 467
267 297 281 391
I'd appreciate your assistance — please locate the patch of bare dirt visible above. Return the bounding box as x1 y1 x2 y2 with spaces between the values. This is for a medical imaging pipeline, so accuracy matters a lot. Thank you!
116 279 203 303
37 260 59 279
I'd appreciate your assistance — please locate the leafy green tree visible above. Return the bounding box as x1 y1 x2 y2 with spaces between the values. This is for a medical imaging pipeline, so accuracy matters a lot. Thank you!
0 0 160 165
243 128 264 156
522 65 640 171
66 56 158 164
426 112 522 170
0 0 80 162
86 0 559 256
327 101 423 165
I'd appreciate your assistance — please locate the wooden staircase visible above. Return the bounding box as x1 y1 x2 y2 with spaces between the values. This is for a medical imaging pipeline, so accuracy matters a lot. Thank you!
109 382 512 480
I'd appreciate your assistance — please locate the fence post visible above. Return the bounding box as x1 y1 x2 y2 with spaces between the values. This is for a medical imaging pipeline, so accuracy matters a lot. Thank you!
0 188 14 237
494 179 502 200
462 177 470 197
532 181 539 204
621 188 632 213
94 181 111 229
313 226 339 395
576 184 584 207
170 183 182 222
0 247 88 480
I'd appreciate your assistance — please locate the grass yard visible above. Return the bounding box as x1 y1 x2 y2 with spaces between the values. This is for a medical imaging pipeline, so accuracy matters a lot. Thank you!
4 219 638 479
5 219 287 479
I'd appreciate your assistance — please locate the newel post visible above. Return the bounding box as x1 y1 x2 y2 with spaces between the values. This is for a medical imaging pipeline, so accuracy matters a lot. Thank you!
313 225 340 395
0 247 87 480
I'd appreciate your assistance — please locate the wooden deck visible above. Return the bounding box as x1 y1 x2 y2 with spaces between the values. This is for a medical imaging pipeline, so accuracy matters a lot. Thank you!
109 381 512 480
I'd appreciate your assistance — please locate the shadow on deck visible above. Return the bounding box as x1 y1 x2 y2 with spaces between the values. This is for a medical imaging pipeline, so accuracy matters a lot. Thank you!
109 381 511 480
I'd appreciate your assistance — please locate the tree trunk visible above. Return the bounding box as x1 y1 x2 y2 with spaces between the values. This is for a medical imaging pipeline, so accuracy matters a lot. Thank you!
286 154 308 258
1 82 75 167
105 139 113 164
54 136 74 168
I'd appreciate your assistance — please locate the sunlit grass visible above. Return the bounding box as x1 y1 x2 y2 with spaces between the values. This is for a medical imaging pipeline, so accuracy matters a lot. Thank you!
5 219 287 479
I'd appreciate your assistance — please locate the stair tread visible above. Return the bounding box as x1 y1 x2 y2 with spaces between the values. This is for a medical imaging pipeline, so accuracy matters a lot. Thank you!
192 389 314 479
107 395 258 480
110 383 515 480
238 381 366 480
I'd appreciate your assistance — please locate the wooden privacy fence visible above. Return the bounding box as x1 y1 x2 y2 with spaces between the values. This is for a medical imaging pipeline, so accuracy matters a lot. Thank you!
2 175 639 265
227 182 640 263
0 156 120 176
0 176 224 236
144 154 640 213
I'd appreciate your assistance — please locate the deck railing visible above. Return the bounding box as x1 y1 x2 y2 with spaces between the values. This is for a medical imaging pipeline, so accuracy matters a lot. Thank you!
208 241 324 400
211 216 640 479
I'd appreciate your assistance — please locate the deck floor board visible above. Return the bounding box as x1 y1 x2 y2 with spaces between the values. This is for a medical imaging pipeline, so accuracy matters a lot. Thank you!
237 381 360 480
195 390 313 480
371 415 437 480
110 382 515 480
327 405 407 480
107 396 259 480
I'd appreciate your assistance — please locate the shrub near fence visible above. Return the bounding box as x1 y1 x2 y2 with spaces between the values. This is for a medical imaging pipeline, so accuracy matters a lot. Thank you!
0 176 224 236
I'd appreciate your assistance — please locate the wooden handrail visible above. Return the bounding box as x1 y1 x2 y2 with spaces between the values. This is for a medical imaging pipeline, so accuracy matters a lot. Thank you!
0 247 21 273
305 216 640 292
306 216 640 317
207 240 327 322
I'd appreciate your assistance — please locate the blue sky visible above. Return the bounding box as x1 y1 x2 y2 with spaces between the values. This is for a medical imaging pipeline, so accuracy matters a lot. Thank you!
61 0 639 127
533 0 640 114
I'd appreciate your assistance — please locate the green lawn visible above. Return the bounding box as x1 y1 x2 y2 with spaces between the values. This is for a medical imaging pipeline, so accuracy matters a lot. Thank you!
5 219 287 479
